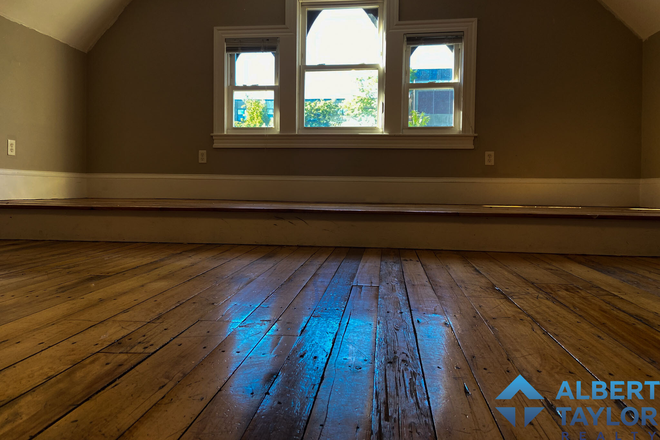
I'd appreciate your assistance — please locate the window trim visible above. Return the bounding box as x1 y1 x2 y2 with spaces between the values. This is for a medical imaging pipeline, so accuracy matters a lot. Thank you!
212 0 478 149
226 46 280 133
403 33 463 134
298 2 385 133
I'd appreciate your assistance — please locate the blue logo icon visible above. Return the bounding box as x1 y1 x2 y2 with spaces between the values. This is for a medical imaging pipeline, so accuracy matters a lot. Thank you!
496 375 545 427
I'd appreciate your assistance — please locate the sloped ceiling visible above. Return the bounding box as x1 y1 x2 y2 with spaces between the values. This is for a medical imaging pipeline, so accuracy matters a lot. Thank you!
0 0 133 52
0 0 659 54
598 0 660 39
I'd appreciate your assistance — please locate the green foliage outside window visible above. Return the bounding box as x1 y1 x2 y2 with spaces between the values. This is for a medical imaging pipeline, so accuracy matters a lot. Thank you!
409 110 430 127
342 76 378 125
235 99 270 127
304 100 343 127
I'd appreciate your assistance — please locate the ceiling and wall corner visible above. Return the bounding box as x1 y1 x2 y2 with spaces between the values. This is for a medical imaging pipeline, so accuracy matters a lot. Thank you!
0 0 133 52
596 0 660 40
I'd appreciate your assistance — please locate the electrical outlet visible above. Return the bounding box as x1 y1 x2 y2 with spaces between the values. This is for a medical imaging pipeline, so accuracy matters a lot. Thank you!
485 151 495 166
7 139 16 156
198 150 207 164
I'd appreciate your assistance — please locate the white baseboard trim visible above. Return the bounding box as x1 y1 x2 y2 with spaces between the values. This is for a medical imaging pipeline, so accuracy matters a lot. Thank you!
641 178 660 208
0 169 87 200
87 173 642 207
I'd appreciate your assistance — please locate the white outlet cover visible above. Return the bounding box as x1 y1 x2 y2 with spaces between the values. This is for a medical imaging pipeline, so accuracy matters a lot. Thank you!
8 139 16 156
198 150 207 164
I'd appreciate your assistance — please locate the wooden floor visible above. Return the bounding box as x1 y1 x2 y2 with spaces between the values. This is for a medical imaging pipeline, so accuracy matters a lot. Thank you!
1 241 660 439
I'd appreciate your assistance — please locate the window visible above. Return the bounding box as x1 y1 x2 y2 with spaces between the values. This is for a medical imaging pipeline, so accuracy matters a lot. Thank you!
213 0 477 149
405 34 463 132
226 38 279 132
300 6 383 131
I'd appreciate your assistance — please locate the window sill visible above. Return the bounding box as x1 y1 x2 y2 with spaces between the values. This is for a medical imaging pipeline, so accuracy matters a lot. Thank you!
211 133 476 150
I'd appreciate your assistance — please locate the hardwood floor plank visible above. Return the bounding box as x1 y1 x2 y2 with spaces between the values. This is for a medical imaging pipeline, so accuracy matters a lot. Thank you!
371 249 436 440
113 249 335 440
267 248 349 337
0 245 245 368
303 285 378 440
0 319 147 406
0 352 146 440
200 246 319 323
102 246 301 354
2 241 659 440
353 248 381 286
241 248 363 440
487 252 572 285
568 254 660 296
401 250 502 440
0 242 145 294
418 250 557 440
458 251 655 435
34 320 234 440
0 243 205 326
0 244 233 342
535 283 660 367
536 253 660 316
179 335 298 440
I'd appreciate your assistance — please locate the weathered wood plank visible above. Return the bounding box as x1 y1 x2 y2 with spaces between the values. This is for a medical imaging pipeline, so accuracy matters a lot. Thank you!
179 335 298 440
102 246 302 354
418 250 554 440
0 244 243 342
267 248 349 337
0 353 146 440
457 251 650 437
116 248 334 440
34 320 234 440
241 248 363 440
0 245 248 368
303 286 378 440
371 249 436 440
354 248 381 286
0 319 147 406
401 250 502 440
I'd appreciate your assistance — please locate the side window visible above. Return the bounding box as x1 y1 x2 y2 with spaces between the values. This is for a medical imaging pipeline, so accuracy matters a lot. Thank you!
300 6 383 131
226 38 279 131
405 34 464 132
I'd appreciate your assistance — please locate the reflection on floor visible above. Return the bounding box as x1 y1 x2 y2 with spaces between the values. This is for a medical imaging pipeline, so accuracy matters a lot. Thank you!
1 240 660 439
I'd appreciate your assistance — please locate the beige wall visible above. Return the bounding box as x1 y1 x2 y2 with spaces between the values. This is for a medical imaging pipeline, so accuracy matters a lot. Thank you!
642 31 660 178
87 0 642 178
0 16 87 173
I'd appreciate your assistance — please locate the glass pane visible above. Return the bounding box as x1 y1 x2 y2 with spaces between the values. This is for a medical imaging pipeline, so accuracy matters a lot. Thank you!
304 70 378 127
408 89 454 127
233 53 275 86
233 91 274 128
306 8 380 66
409 45 456 83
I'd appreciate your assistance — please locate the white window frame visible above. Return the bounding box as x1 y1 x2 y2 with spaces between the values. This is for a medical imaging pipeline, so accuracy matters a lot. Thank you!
212 0 478 150
403 33 463 134
226 39 280 133
385 17 478 138
298 1 385 134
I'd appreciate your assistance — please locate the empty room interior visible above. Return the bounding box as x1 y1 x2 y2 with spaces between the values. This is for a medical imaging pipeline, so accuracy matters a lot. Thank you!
2 0 660 439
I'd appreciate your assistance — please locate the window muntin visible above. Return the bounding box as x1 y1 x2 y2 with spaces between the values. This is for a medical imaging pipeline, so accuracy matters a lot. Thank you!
300 5 383 131
405 33 463 130
226 38 279 131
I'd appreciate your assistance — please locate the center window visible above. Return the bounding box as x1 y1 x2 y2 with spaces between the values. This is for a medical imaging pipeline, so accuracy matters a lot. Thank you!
300 5 383 131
